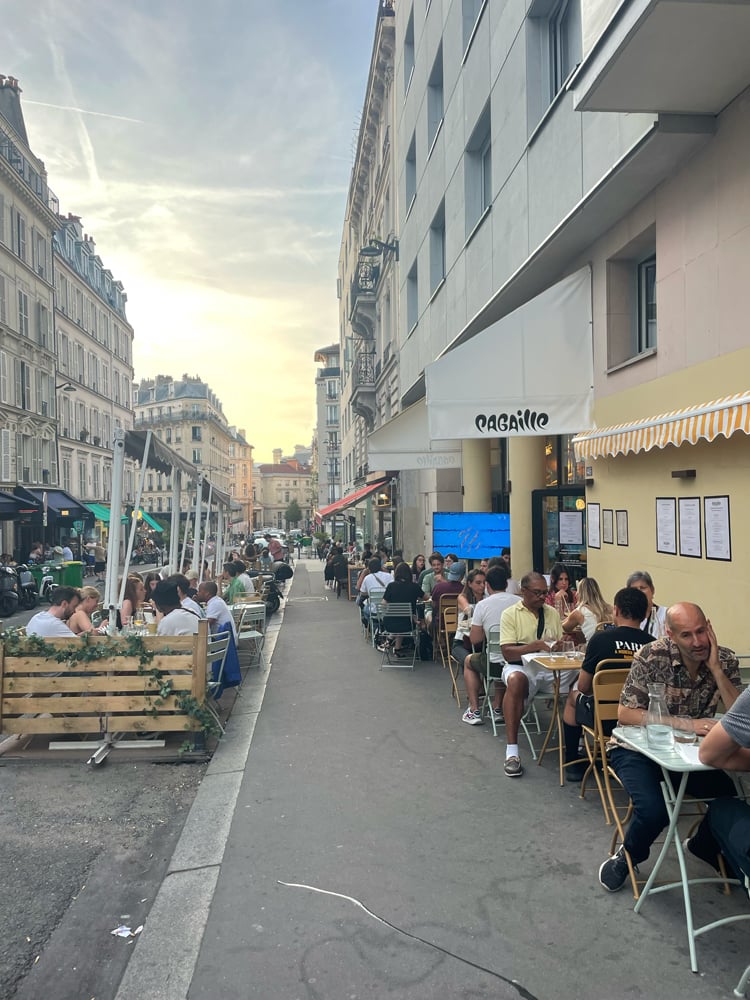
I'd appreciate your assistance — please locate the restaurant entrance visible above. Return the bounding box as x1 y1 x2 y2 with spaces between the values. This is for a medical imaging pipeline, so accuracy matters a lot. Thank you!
531 487 587 585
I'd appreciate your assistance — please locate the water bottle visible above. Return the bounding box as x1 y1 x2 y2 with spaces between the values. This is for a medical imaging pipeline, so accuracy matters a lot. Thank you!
645 682 674 750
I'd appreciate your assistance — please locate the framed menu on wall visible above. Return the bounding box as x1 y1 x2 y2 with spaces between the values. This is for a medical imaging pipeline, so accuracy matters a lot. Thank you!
656 497 677 555
616 510 629 546
587 502 601 549
678 497 702 558
704 495 731 561
602 508 614 545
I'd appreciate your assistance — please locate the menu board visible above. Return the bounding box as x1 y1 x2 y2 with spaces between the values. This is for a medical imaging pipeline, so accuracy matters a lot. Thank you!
656 497 677 555
704 496 731 561
677 497 701 558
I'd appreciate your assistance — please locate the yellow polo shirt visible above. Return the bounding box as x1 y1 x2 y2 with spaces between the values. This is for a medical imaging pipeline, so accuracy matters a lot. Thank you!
499 601 562 660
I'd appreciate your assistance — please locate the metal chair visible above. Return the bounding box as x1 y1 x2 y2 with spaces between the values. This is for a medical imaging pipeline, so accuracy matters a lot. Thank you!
440 604 461 706
205 632 231 734
362 588 386 645
378 602 418 670
479 625 540 759
235 603 267 671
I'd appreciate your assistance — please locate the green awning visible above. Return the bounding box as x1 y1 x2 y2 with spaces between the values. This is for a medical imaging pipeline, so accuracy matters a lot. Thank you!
86 502 112 522
137 509 164 532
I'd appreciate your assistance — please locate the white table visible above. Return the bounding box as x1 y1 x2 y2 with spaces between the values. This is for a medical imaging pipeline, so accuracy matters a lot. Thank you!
612 726 750 974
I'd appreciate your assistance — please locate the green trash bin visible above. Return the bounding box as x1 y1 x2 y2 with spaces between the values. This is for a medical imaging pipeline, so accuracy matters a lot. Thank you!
61 561 84 588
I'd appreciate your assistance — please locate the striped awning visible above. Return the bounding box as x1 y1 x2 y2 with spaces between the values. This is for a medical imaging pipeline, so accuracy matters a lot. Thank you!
573 392 750 460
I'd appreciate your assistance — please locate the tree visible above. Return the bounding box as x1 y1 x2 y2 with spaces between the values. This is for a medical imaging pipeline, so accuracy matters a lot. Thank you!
285 499 302 528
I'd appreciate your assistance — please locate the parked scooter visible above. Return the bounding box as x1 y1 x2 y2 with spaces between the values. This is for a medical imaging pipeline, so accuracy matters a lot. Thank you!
16 564 39 610
0 563 20 617
39 566 59 604
257 573 284 616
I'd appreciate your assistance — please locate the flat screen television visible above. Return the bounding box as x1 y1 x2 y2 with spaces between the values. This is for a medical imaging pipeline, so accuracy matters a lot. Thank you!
432 512 510 560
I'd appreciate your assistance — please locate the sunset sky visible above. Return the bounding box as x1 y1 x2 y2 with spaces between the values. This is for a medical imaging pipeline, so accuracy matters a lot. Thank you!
2 0 378 460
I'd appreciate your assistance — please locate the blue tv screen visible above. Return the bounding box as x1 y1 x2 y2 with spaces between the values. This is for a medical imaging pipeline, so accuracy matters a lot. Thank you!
432 512 510 560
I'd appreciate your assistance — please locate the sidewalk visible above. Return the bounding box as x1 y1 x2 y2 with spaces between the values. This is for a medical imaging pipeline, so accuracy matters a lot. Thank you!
115 561 747 1000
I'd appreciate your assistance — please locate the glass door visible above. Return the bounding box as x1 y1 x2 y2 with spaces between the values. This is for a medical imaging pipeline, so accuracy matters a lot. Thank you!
531 487 587 584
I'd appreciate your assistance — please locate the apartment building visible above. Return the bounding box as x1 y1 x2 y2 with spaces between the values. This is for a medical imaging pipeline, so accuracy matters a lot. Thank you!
378 0 750 638
255 455 312 532
54 214 136 508
228 426 253 535
313 344 341 510
133 375 232 517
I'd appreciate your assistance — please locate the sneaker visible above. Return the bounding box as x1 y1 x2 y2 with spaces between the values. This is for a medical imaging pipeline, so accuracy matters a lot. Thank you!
491 708 504 724
682 836 720 873
598 847 630 892
462 707 484 726
504 755 523 778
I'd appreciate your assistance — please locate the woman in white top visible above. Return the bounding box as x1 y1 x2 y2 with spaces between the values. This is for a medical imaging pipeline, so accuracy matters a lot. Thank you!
626 569 668 639
561 577 613 642
452 568 486 666
67 585 102 635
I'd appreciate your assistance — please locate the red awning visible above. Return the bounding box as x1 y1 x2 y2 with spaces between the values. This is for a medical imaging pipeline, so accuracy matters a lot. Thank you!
317 478 390 520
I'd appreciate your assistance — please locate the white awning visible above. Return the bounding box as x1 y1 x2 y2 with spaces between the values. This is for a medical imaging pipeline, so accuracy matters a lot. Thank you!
573 392 750 460
367 400 461 470
425 267 593 441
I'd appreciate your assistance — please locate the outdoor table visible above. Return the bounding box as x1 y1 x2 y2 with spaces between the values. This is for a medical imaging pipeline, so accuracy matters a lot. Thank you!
613 725 750 974
523 653 582 785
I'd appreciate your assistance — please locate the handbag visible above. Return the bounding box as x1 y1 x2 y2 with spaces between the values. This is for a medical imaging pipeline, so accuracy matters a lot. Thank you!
574 692 595 728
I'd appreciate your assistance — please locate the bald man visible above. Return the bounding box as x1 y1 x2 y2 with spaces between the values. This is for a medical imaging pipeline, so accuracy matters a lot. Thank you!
598 602 741 893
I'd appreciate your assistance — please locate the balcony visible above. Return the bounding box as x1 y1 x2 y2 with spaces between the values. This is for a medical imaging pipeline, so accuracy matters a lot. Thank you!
351 352 376 431
349 261 379 339
573 0 750 115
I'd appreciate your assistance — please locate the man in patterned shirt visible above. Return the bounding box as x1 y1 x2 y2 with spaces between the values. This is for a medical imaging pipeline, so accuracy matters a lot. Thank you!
693 685 750 896
598 602 740 892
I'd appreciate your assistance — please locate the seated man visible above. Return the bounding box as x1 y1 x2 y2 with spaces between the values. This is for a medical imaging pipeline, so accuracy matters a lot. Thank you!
223 562 247 604
462 565 520 726
562 587 654 781
26 586 80 637
426 559 465 628
356 557 394 629
153 580 201 636
693 683 750 894
598 603 740 892
499 572 576 779
197 580 237 640
168 574 205 618
420 552 445 598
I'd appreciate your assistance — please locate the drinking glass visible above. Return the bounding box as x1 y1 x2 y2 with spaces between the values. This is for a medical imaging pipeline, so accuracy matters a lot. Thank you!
673 712 697 744
561 639 575 658
543 628 557 655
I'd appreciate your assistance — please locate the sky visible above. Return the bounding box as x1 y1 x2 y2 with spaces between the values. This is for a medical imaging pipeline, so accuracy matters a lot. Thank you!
1 0 378 461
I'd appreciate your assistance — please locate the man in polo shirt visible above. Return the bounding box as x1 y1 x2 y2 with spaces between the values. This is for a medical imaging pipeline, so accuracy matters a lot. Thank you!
598 602 740 892
695 684 750 894
499 572 576 778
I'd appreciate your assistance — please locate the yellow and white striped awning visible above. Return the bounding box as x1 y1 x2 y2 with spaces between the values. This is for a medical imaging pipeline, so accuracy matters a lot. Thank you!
573 392 750 460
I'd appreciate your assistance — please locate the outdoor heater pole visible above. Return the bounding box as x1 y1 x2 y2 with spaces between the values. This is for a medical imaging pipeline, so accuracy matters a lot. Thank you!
104 428 126 632
169 470 181 572
190 476 202 574
199 481 212 585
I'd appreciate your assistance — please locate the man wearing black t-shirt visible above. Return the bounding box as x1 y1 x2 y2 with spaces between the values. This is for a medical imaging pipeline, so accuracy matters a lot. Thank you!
563 587 654 780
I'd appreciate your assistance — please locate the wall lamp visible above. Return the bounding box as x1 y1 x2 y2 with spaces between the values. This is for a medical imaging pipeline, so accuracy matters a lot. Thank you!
359 237 399 262
56 381 76 392
671 469 696 479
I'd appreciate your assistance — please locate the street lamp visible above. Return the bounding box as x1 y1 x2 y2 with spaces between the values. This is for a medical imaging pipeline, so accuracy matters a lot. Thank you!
55 381 76 392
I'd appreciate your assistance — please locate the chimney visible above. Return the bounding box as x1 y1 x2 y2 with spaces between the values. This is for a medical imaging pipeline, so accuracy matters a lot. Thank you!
0 73 28 144
273 448 282 464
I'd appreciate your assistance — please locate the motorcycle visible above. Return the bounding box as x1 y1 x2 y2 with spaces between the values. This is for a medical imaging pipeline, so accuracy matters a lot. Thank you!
257 573 284 616
0 563 20 617
39 566 59 604
16 564 39 610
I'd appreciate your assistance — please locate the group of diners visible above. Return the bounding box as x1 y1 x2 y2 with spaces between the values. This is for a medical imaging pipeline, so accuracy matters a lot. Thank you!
353 553 749 899
25 568 240 641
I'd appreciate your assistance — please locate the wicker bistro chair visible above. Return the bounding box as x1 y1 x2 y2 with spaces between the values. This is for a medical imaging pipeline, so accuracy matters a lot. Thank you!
441 604 462 706
579 663 630 826
433 594 459 663
479 625 541 758
378 602 419 670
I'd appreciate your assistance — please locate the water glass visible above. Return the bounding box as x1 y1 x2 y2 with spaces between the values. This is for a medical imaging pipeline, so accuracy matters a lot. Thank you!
561 640 575 658
673 713 697 744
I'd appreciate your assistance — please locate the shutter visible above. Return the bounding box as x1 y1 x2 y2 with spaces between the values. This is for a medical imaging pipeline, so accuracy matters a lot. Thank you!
1 429 10 481
36 369 43 414
14 358 21 407
0 194 5 245
0 274 5 323
15 432 22 481
24 363 31 410
0 350 7 403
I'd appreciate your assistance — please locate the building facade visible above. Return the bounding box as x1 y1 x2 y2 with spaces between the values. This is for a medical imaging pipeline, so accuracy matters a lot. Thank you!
0 76 60 552
373 0 750 639
256 458 312 532
54 214 136 508
133 375 232 517
313 344 341 510
228 426 253 535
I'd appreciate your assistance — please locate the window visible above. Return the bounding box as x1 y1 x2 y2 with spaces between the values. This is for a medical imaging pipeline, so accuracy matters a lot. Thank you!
405 133 417 216
465 104 492 236
15 212 26 262
166 427 172 443
326 404 339 426
0 274 5 322
406 259 419 334
191 425 202 441
17 291 29 337
637 256 657 353
427 47 444 154
605 228 657 368
92 463 100 498
462 0 488 55
79 461 87 498
429 202 446 295
284 491 290 503
0 351 7 403
192 448 202 464
62 457 71 493
14 359 31 409
404 9 415 94
549 0 581 100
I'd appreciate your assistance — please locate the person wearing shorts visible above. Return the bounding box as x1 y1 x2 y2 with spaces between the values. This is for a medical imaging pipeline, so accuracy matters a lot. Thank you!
499 572 576 779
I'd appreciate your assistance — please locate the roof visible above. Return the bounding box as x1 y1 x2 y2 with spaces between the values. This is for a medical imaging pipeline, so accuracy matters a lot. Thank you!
257 463 310 474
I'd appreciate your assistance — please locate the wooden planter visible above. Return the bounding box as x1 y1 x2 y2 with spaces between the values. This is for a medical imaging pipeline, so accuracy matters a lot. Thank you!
0 621 208 737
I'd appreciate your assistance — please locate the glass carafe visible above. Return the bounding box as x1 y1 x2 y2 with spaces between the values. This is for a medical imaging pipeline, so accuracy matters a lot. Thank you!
645 682 674 750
